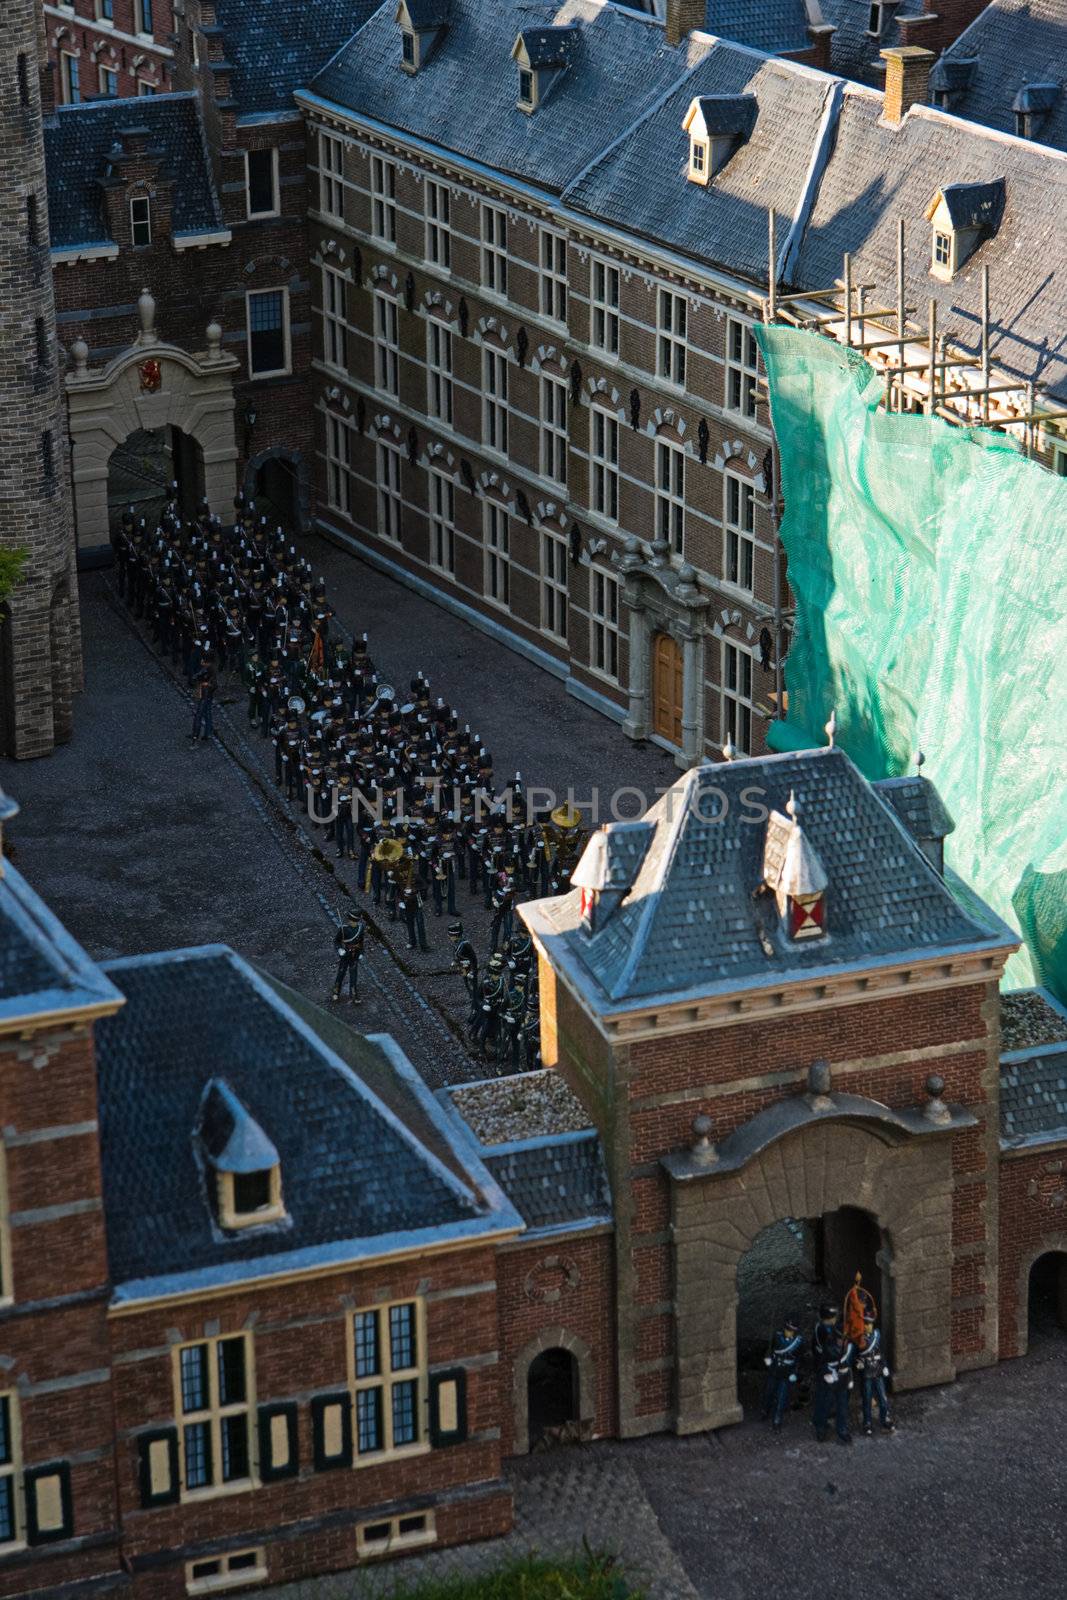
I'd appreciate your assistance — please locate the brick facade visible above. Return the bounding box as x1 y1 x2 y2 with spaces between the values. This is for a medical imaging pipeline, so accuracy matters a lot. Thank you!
42 0 179 108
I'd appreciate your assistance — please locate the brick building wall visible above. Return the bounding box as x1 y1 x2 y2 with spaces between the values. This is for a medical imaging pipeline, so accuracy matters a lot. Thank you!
42 0 178 108
996 1147 1067 1360
0 5 81 760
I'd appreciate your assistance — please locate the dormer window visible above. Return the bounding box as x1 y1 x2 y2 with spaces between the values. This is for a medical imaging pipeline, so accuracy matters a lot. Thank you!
198 1080 286 1232
511 25 579 115
395 1 451 75
760 792 828 944
925 179 1005 281
402 29 416 68
682 95 758 186
570 820 653 936
933 228 952 269
867 2 883 37
519 68 535 108
1012 81 1060 142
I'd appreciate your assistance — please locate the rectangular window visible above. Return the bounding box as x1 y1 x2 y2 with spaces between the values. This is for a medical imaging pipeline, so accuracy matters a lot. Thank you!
186 1548 267 1595
98 66 118 97
319 132 344 220
130 195 151 248
246 288 289 377
656 438 685 555
725 317 760 419
429 469 455 575
245 148 279 219
61 53 80 104
483 347 508 455
867 2 883 33
356 1510 435 1557
175 1336 253 1496
136 0 154 34
426 318 453 426
657 289 687 386
425 180 451 269
590 405 619 522
0 1394 20 1548
137 80 156 96
541 527 568 642
326 415 352 515
722 640 755 755
539 228 567 324
590 567 621 683
1052 441 1067 477
371 155 397 245
933 230 952 267
724 470 755 592
481 204 508 295
96 0 114 18
350 1301 425 1459
373 292 399 397
377 439 403 543
484 502 510 610
591 259 620 355
540 373 567 487
322 267 348 370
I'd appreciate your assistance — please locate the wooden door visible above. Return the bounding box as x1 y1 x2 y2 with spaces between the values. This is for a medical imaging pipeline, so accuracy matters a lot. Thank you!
651 632 683 746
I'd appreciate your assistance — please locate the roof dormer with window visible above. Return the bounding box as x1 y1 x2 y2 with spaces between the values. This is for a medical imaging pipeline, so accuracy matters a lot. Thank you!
760 792 828 943
570 820 653 936
198 1080 287 1232
682 95 758 186
1012 81 1060 142
396 0 451 74
511 25 580 113
924 179 1005 281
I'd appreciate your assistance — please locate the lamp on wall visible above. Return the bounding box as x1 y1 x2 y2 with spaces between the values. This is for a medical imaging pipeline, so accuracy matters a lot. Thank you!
242 398 258 454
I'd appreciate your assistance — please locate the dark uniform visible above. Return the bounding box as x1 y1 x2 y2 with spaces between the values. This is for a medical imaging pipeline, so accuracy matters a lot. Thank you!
855 1321 895 1435
761 1315 803 1431
812 1305 853 1444
331 911 365 1003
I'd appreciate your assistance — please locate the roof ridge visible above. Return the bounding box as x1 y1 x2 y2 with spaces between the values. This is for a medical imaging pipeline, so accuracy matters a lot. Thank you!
892 98 1067 163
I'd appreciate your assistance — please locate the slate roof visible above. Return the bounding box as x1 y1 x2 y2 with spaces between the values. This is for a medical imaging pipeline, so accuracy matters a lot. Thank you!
937 177 1005 231
43 94 222 249
522 747 1011 1010
0 859 123 1025
484 1134 613 1232
819 0 924 85
872 774 956 842
564 42 837 284
95 947 516 1301
208 0 381 118
705 0 812 54
1000 1048 1067 1147
937 0 1067 153
308 0 692 193
792 87 1067 401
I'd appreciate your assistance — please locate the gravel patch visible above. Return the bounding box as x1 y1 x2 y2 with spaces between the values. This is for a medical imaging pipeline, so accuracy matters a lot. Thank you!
1001 989 1067 1051
449 1069 592 1146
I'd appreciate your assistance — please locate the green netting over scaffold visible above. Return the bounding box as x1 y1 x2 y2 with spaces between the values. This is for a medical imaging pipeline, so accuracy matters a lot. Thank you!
755 324 1067 1000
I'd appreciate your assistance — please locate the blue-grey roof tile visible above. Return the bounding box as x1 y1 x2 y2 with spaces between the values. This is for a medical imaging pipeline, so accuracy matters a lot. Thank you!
938 0 1067 153
210 0 382 116
705 0 812 54
485 1135 612 1231
1000 1048 1067 1146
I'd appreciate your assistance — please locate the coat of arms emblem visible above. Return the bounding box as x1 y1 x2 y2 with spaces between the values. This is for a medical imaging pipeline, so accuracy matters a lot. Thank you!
139 359 162 393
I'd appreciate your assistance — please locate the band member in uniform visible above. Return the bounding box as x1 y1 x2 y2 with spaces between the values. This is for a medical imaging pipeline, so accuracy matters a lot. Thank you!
331 909 365 1004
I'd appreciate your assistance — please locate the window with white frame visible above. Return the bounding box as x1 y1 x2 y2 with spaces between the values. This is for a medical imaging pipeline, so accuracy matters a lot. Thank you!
590 566 621 682
426 317 453 425
61 52 80 104
326 415 352 515
724 469 755 591
725 317 760 418
246 289 289 377
373 291 400 396
371 155 397 244
245 147 279 219
95 0 114 18
483 500 510 609
721 639 755 754
175 1336 253 1495
129 195 151 248
377 439 403 543
425 179 451 269
322 267 348 370
135 0 154 34
540 373 567 487
657 289 687 386
867 1 883 34
186 1548 266 1594
351 1301 426 1459
540 525 568 641
319 132 344 220
429 468 455 575
540 228 567 324
483 346 508 454
656 438 685 555
0 1394 20 1548
933 229 952 269
356 1511 435 1558
481 204 508 295
590 405 619 521
591 259 620 355
98 65 118 97
137 79 156 96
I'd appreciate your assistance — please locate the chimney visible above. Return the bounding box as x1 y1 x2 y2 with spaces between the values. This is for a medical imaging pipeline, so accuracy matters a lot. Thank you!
881 46 936 125
665 0 705 48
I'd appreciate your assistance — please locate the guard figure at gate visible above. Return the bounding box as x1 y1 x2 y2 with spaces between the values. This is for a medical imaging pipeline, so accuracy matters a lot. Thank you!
812 1303 853 1445
855 1315 895 1437
761 1312 803 1433
331 909 365 1004
843 1271 878 1345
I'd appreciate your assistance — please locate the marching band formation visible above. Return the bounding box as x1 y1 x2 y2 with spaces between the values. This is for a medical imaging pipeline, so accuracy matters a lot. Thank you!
114 491 588 1069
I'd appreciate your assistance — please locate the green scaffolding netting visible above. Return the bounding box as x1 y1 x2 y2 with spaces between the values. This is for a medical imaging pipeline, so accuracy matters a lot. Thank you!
754 324 1067 1001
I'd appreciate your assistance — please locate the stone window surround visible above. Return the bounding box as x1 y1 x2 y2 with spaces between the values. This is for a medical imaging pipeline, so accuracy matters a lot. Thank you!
347 1298 430 1465
511 1327 596 1455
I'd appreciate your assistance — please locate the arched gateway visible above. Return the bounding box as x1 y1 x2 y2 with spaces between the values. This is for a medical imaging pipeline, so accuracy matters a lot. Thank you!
65 289 240 561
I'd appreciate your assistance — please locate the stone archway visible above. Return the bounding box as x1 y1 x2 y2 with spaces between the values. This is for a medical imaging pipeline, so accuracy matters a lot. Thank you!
244 447 308 531
511 1327 596 1455
669 1115 956 1434
65 305 239 561
1015 1234 1067 1356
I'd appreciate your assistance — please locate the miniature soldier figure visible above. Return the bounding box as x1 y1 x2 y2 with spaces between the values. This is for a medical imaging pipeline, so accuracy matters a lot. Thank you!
855 1316 895 1437
761 1312 803 1433
190 655 217 744
812 1303 854 1445
447 920 479 1021
331 909 365 1004
489 873 516 953
334 770 355 860
400 879 430 953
